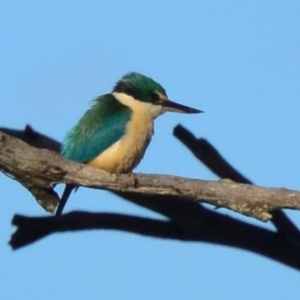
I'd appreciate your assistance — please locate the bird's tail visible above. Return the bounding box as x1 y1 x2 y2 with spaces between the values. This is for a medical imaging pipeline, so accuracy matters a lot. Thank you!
55 184 76 216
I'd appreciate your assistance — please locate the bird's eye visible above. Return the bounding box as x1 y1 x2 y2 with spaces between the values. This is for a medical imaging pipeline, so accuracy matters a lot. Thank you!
151 92 161 103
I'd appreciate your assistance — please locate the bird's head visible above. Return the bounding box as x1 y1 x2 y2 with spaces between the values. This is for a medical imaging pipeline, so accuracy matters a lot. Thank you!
113 72 202 117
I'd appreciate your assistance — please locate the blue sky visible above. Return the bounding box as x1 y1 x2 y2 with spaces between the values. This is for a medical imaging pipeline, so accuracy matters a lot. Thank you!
1 1 300 299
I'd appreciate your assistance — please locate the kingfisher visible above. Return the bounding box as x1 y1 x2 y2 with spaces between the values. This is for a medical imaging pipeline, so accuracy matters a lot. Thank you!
56 72 202 216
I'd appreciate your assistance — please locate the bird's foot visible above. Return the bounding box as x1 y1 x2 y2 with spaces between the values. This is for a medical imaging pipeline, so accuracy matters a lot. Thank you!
128 172 138 188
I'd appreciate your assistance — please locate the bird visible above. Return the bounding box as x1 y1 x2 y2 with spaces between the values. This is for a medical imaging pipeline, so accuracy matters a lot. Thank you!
56 72 202 216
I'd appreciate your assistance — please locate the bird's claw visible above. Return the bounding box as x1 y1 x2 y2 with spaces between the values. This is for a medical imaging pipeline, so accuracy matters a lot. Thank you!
129 172 138 188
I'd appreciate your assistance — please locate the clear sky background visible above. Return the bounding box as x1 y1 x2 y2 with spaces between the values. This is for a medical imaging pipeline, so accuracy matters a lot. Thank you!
1 1 300 299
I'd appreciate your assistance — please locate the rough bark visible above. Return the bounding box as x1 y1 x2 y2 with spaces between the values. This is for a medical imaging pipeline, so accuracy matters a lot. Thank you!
1 130 300 220
1 125 300 271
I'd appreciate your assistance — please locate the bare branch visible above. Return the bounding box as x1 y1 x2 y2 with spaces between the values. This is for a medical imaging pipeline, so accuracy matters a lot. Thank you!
2 125 300 270
1 130 300 221
173 124 300 238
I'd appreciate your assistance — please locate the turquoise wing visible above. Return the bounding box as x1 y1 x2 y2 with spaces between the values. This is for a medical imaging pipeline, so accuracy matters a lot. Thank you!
61 94 132 163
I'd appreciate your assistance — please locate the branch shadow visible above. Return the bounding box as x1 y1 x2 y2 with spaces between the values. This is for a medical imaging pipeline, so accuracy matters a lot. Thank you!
2 125 300 271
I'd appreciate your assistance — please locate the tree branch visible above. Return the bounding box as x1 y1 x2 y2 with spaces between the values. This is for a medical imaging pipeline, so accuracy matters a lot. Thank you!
2 125 300 271
173 124 300 238
1 130 300 221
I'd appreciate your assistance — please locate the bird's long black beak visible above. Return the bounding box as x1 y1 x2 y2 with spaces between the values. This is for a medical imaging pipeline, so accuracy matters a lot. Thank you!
162 100 203 114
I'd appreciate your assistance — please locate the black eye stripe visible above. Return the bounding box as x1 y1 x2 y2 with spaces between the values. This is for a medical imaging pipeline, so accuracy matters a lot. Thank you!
113 81 140 99
113 80 166 104
151 92 161 102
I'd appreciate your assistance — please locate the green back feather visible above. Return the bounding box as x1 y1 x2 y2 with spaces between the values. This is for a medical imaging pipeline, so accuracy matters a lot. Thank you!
61 94 132 163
